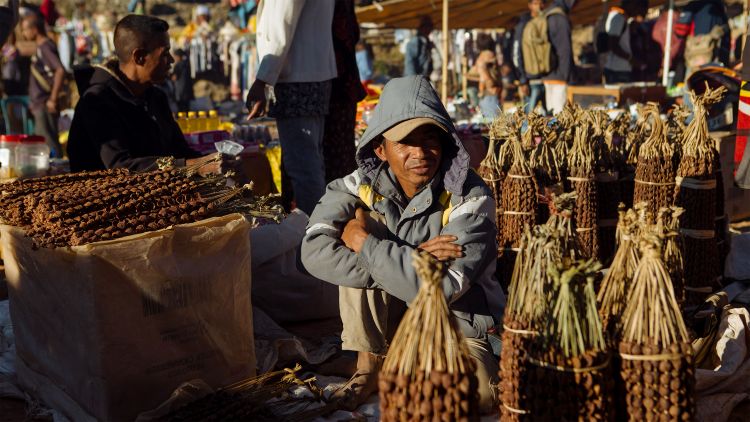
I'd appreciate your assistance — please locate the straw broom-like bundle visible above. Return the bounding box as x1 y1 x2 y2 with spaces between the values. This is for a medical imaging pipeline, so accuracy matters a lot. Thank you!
379 251 479 422
568 119 600 260
656 207 686 307
618 234 694 422
597 205 641 341
589 110 622 265
497 139 539 290
633 104 675 221
499 229 539 422
527 259 614 421
159 365 328 421
500 203 579 421
674 85 726 306
621 108 650 208
478 135 503 252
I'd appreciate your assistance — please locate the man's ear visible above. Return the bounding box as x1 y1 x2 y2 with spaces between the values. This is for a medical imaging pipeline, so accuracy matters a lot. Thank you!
373 138 387 161
133 48 147 66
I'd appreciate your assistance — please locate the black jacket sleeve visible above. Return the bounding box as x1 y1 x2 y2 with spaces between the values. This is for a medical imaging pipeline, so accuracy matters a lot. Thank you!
80 95 194 171
545 13 573 83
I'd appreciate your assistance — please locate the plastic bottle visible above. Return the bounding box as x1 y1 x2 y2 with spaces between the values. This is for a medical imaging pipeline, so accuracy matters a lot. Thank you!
14 136 49 178
0 135 21 179
176 112 187 132
186 111 197 133
197 111 208 132
208 110 220 131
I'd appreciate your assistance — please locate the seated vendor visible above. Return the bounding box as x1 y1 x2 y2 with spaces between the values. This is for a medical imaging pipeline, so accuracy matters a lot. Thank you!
301 75 505 413
67 15 227 174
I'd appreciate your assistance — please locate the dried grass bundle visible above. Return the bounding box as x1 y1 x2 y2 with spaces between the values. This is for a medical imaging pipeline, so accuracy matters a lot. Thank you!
589 111 622 264
499 196 579 421
478 135 504 251
568 119 599 259
527 259 613 421
618 235 694 422
379 251 479 422
633 104 675 221
674 85 726 306
597 205 641 341
656 207 686 306
498 139 539 290
159 365 327 422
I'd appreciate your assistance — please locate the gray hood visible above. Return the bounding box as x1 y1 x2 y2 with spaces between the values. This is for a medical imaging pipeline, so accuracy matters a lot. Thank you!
356 75 471 196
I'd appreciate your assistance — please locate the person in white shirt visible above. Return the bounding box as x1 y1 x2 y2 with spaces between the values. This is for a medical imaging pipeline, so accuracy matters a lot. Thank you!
245 0 337 216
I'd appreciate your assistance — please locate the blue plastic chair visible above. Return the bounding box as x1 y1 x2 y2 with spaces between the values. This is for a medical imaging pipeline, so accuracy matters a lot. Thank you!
0 96 34 135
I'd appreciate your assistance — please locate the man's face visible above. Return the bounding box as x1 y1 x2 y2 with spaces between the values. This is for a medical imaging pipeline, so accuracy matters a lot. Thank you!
21 19 38 41
375 125 444 197
139 33 174 84
529 0 543 16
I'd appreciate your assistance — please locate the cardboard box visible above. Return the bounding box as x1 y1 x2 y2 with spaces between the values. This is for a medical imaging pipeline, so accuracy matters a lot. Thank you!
2 214 255 421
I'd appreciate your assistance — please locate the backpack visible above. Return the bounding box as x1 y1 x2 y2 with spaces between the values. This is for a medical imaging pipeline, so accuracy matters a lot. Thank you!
684 24 728 71
594 7 626 55
521 6 564 77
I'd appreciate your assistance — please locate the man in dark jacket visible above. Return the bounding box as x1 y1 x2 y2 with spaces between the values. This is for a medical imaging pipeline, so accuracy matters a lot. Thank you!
404 15 434 77
543 0 576 114
0 0 18 46
67 15 224 173
513 0 547 114
301 76 505 412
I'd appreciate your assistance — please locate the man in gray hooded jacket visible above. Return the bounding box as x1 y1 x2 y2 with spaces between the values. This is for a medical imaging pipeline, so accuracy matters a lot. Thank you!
301 75 505 412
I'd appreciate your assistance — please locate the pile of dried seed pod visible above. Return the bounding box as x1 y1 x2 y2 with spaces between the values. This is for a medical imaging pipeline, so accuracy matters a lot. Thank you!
674 85 726 306
379 251 479 422
0 160 284 248
526 259 614 421
618 234 695 422
633 104 675 221
568 119 599 259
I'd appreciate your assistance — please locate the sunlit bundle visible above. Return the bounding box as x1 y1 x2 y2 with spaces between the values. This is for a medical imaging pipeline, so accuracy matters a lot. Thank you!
379 251 479 422
674 85 726 306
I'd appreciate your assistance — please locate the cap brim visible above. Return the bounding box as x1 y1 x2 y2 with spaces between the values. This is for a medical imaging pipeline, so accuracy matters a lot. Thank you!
382 117 449 142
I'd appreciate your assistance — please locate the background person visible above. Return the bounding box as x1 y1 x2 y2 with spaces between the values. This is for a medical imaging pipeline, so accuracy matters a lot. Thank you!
23 12 66 158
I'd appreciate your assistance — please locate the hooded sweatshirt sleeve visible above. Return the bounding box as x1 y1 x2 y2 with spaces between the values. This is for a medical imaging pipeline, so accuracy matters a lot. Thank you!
301 173 373 288
358 184 498 306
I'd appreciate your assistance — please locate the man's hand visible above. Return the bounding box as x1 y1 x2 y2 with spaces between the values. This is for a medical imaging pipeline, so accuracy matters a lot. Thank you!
418 235 463 262
245 79 267 119
519 84 530 98
341 208 370 253
46 98 57 114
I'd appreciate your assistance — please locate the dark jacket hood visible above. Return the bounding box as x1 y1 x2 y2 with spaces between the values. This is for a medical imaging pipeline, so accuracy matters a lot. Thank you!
551 0 575 13
356 75 470 196
74 59 144 106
